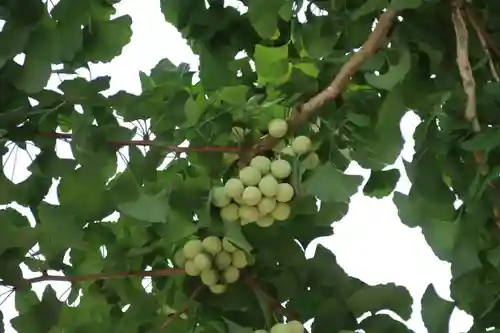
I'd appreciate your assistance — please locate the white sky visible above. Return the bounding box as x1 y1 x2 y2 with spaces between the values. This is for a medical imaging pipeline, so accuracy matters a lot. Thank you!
0 1 474 332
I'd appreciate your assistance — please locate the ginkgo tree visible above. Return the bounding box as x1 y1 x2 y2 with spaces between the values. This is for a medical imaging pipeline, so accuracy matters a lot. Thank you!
1 0 500 332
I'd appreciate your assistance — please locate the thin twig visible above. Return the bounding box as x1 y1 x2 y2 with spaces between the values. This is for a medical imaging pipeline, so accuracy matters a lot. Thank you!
463 6 500 59
238 9 397 166
160 285 204 329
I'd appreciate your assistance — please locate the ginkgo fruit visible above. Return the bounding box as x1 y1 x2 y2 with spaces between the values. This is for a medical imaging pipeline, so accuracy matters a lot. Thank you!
275 183 294 203
200 269 218 286
301 152 319 170
268 119 288 138
215 251 232 269
211 186 231 207
258 197 277 215
256 215 274 227
202 236 222 255
193 253 212 271
272 203 291 221
291 136 312 155
233 195 245 205
242 186 262 206
184 260 201 276
173 250 186 267
183 239 203 259
210 284 227 294
270 323 289 333
239 166 261 186
238 205 260 223
287 321 304 333
232 250 248 268
255 330 268 333
222 238 237 253
270 159 292 179
220 203 239 222
223 266 240 283
224 178 244 198
258 174 279 197
250 155 271 174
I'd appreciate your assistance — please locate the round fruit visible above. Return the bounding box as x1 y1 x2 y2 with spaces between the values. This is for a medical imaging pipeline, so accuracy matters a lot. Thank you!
275 183 294 203
211 186 231 207
224 178 244 198
239 166 261 186
220 203 239 222
291 136 312 155
233 195 245 205
202 236 222 255
301 152 319 170
215 251 232 270
258 174 279 197
210 284 227 294
222 238 237 253
223 152 238 164
232 250 248 268
287 321 304 333
270 159 292 179
193 253 212 271
223 266 240 283
256 215 274 227
281 146 295 157
238 205 260 223
242 186 262 206
173 250 186 267
184 260 201 276
250 155 271 174
268 119 288 138
183 239 203 259
270 323 289 333
272 203 291 221
200 269 218 286
258 197 277 215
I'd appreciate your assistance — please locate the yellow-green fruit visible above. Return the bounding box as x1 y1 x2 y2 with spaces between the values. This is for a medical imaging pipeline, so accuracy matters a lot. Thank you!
223 153 238 164
256 215 274 227
210 284 227 294
200 269 218 286
242 186 262 206
202 236 222 255
215 251 232 270
238 205 260 223
184 260 201 276
220 203 239 222
281 146 295 157
275 183 294 203
183 239 203 259
270 159 292 179
268 119 288 138
193 253 212 271
232 250 248 268
250 155 271 174
291 136 312 155
301 152 319 170
173 250 186 267
258 174 279 197
222 238 237 253
272 203 291 221
223 266 240 283
211 186 231 207
270 323 289 333
258 197 277 215
255 330 268 333
287 320 304 333
224 178 244 198
239 166 261 186
233 195 245 205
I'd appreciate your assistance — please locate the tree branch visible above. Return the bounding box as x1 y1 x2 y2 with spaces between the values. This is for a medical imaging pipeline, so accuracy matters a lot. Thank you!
160 285 204 329
238 9 397 166
463 5 500 60
37 132 240 153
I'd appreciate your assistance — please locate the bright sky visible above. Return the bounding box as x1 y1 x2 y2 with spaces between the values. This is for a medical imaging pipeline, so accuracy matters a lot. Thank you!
0 1 474 332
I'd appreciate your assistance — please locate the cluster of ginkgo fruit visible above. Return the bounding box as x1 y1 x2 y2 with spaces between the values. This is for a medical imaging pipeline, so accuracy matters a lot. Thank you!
174 236 249 294
211 118 319 228
255 320 305 333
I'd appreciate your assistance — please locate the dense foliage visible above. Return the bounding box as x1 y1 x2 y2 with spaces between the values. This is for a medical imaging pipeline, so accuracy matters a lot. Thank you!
2 0 500 332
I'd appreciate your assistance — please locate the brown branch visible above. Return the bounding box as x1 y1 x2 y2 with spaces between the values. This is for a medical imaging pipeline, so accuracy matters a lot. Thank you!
238 9 397 166
245 278 299 320
37 132 240 153
160 285 204 329
463 5 500 59
15 268 185 286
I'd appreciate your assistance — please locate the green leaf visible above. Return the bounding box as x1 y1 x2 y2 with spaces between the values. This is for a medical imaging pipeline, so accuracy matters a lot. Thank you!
359 313 414 332
347 283 413 320
302 163 363 202
184 95 207 126
352 0 388 21
461 128 500 151
0 208 36 255
13 54 52 93
220 86 250 105
248 0 283 39
365 47 411 90
390 0 423 10
421 284 454 333
363 168 400 198
83 15 132 62
223 220 253 254
253 44 291 85
118 192 169 223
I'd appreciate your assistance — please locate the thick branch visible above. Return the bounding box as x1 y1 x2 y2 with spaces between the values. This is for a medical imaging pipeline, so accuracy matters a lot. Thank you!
239 9 397 165
37 132 239 153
